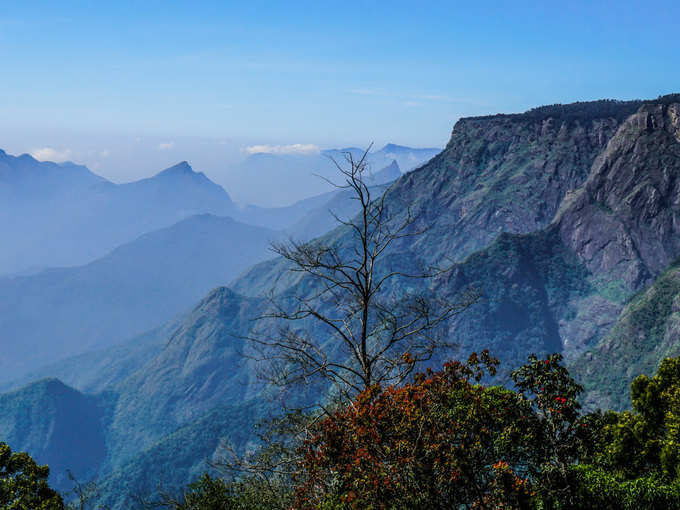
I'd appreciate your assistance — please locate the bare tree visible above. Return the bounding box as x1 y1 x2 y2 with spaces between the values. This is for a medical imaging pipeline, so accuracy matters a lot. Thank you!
249 146 477 401
64 470 110 510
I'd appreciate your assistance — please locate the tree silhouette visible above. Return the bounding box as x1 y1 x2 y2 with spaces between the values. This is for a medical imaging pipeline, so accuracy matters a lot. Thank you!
250 146 477 400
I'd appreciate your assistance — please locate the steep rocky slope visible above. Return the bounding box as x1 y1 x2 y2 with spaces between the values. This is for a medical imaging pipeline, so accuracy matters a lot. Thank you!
381 100 643 262
445 98 680 365
232 100 643 298
571 107 680 408
555 101 680 289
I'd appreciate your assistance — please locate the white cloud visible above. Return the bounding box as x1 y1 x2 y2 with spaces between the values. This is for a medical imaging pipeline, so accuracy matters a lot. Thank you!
30 147 73 162
244 143 320 155
157 142 174 150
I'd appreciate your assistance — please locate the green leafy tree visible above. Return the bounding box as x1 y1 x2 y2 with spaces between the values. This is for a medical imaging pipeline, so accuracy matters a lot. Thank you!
560 465 680 510
0 442 64 510
555 357 680 509
595 357 680 480
511 353 598 507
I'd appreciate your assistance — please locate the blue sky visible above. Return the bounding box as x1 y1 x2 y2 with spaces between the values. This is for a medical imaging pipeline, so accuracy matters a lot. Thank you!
0 0 678 183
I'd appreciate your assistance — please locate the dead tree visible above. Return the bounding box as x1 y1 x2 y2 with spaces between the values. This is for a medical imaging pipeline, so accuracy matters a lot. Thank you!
250 147 477 401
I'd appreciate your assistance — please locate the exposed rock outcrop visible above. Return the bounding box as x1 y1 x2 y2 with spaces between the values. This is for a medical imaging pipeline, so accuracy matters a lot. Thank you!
382 100 642 262
556 101 680 291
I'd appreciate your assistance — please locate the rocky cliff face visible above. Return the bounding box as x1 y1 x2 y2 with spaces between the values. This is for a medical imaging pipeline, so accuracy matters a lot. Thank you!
556 101 680 291
447 99 680 360
383 100 642 262
564 101 680 409
221 98 680 372
233 100 644 297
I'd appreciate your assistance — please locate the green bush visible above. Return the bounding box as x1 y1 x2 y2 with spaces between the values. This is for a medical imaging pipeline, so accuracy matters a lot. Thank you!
0 442 64 510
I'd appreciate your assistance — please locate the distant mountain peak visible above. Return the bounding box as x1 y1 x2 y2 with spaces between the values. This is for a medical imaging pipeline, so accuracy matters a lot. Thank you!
375 158 400 175
368 159 401 185
132 160 235 208
0 148 107 191
379 143 441 153
155 161 196 177
380 143 406 152
8 377 71 397
36 377 71 393
321 147 362 155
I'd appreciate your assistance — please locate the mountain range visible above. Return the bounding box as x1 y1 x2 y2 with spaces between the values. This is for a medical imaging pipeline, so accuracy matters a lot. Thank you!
222 144 439 206
0 148 415 278
0 154 406 383
2 97 680 508
0 214 278 382
236 158 401 236
0 158 237 276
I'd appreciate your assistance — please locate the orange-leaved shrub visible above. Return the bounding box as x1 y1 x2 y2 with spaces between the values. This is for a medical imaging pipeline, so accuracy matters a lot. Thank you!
294 351 535 509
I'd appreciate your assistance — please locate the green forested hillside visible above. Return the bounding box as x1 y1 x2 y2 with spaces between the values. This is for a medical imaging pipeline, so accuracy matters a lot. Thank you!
0 379 108 489
577 260 680 411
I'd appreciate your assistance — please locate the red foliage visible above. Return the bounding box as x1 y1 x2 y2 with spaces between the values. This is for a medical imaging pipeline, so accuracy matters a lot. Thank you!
293 351 534 509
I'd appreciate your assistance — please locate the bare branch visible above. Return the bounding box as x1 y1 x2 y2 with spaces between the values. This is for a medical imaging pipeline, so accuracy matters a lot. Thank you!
247 143 477 401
